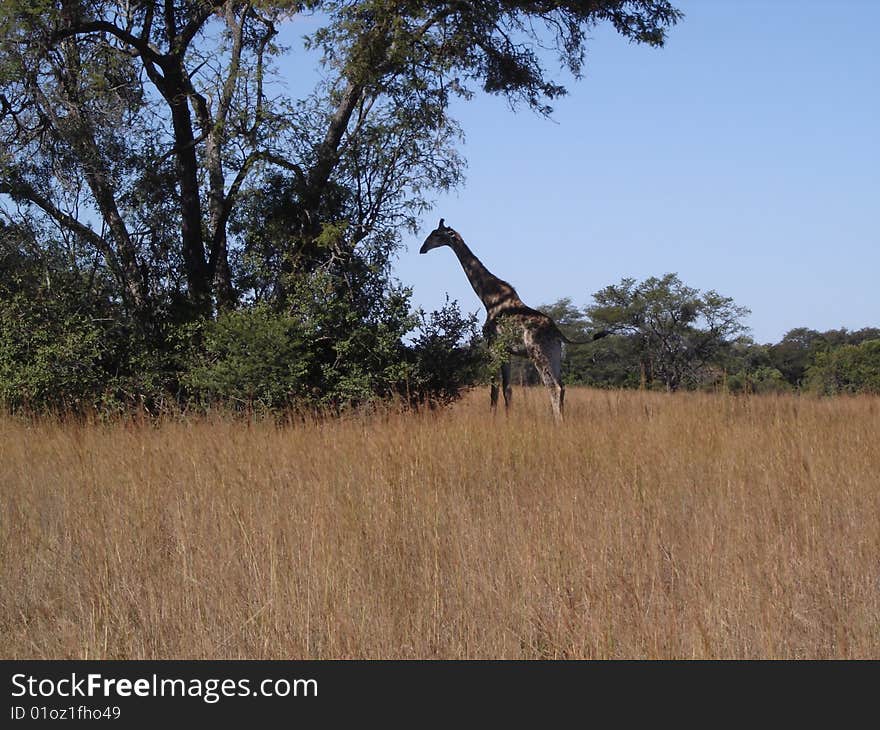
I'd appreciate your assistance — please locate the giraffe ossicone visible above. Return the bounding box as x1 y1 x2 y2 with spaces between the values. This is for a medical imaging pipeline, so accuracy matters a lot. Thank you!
420 218 607 421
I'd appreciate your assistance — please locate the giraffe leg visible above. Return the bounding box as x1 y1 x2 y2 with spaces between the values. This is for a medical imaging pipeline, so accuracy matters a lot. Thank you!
527 336 564 422
501 361 512 411
549 339 564 420
490 369 500 412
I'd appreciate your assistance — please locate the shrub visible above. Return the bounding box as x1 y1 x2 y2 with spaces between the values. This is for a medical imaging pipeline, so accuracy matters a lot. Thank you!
805 340 880 395
725 367 792 395
181 305 316 411
403 298 485 407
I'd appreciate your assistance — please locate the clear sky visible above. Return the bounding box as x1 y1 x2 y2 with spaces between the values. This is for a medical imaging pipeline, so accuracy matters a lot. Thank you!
283 1 880 344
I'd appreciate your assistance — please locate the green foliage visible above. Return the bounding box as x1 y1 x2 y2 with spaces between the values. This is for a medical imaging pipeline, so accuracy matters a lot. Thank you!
767 328 826 386
404 298 485 407
182 306 315 410
586 273 750 391
0 292 107 411
3 218 878 410
181 281 485 413
768 327 880 387
725 367 792 395
530 290 880 397
183 268 402 411
539 290 880 397
310 1 682 113
0 225 181 411
567 334 645 389
0 227 107 410
805 340 880 395
0 236 485 414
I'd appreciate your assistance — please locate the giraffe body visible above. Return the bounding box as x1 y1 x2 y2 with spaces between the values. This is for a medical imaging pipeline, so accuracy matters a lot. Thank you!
420 219 604 421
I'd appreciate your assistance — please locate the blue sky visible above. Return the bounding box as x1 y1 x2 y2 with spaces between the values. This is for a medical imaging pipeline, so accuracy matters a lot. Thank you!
285 1 880 344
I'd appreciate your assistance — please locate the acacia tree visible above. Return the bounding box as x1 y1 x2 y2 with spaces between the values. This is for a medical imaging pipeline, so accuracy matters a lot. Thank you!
587 273 750 391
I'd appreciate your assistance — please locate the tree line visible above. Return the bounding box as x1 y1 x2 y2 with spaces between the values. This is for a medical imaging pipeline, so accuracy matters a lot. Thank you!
5 214 878 414
527 274 880 396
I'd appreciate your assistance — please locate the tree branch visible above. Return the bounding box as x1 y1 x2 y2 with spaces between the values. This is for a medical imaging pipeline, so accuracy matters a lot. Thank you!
1 178 120 273
176 0 226 55
53 20 166 67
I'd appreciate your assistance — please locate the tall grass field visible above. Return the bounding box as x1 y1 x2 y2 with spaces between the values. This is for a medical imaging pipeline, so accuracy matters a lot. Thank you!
2 388 878 658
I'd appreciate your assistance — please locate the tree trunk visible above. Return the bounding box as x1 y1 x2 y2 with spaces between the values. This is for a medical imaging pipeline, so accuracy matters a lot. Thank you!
165 66 211 314
300 80 365 236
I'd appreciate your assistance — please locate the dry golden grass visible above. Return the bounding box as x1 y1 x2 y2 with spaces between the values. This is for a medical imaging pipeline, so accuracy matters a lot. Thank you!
1 387 879 659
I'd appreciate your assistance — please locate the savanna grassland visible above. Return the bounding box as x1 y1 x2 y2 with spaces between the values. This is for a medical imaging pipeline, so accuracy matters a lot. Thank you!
1 388 878 659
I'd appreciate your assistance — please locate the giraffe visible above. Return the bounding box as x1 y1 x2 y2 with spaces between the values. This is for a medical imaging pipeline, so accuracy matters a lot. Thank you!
420 219 607 421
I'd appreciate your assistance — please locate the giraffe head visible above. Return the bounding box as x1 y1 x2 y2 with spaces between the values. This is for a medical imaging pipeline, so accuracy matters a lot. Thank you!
419 218 460 254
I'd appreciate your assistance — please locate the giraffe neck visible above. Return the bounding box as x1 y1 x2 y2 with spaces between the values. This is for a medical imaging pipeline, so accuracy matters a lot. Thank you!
448 236 520 317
